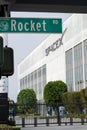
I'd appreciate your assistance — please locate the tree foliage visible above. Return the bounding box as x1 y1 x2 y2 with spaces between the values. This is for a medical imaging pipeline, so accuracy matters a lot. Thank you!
62 91 85 114
80 87 87 101
80 87 87 108
17 89 37 113
44 80 67 107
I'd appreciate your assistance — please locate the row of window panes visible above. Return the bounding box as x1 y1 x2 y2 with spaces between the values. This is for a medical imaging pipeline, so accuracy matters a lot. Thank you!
74 43 82 61
75 66 83 84
66 40 87 91
66 49 73 66
83 39 87 83
20 65 46 96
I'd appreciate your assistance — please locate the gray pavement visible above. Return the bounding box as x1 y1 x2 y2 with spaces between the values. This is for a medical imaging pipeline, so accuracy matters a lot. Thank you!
21 125 87 130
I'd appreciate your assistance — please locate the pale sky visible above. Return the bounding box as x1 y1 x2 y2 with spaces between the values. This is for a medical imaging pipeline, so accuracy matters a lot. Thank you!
8 12 72 102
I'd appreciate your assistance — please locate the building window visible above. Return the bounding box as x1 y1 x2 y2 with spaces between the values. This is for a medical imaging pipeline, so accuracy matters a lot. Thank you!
84 39 87 86
65 49 73 91
28 74 30 88
19 64 47 101
74 43 83 91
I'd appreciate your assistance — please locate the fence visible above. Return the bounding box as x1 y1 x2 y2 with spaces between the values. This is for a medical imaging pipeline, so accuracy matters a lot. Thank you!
9 102 87 127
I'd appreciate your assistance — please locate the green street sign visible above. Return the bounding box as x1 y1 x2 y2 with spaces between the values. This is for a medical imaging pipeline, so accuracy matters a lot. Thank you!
0 36 4 66
0 18 62 33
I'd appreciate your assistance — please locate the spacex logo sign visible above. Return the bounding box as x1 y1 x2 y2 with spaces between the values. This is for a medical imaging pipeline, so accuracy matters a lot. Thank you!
45 28 67 56
45 37 63 56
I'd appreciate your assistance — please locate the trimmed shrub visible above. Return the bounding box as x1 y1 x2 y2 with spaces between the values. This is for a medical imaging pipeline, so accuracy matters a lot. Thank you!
44 80 67 107
7 119 15 126
0 124 11 130
0 124 20 130
12 126 21 130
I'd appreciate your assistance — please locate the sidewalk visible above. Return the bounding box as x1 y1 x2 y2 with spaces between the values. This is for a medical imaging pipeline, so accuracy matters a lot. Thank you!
21 125 87 130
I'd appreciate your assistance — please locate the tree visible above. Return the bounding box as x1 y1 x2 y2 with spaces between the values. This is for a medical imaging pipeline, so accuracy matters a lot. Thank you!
80 87 87 109
62 91 84 114
17 89 37 114
43 80 67 108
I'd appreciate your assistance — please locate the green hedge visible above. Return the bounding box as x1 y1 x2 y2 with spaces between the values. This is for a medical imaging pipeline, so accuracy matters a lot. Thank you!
0 125 20 130
0 124 10 130
12 126 21 130
7 119 16 126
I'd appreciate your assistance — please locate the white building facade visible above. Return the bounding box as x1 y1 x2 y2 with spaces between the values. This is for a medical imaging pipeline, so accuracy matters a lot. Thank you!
18 14 87 102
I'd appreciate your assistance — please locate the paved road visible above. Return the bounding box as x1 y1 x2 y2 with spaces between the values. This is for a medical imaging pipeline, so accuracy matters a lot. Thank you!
21 125 87 130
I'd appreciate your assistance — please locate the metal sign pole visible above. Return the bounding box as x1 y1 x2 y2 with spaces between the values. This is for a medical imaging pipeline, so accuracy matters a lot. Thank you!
0 4 10 124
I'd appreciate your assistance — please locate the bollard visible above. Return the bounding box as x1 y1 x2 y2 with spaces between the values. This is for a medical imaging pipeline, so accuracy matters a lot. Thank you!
57 117 61 126
34 117 37 127
81 117 84 125
22 117 25 127
70 117 73 125
46 117 49 126
57 105 61 126
65 122 67 125
86 118 87 123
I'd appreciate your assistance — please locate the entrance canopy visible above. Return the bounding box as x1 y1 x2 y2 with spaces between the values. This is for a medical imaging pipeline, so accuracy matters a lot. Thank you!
0 0 87 13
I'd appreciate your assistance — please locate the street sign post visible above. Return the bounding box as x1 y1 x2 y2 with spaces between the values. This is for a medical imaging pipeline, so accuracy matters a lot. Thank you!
0 18 62 33
0 36 4 67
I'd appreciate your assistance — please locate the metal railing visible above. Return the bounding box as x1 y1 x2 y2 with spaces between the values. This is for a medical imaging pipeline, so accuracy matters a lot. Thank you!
9 102 87 127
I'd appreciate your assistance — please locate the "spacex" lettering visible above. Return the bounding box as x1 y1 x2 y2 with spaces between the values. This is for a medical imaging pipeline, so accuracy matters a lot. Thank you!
45 28 67 56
